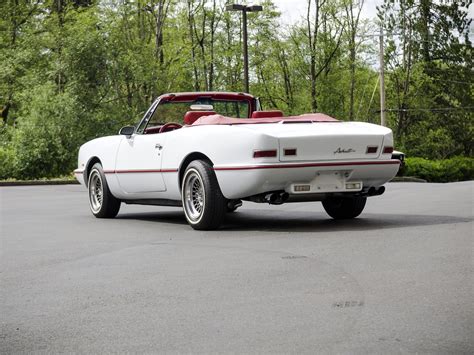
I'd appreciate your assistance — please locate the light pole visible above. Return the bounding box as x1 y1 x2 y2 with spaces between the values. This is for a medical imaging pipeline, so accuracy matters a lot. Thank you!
226 4 263 93
379 26 386 127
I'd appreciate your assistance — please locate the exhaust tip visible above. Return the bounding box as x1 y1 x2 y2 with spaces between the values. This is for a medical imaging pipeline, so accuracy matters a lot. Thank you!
376 186 385 195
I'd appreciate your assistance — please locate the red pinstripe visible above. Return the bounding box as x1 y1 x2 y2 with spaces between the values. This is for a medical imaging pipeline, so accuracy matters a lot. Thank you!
103 169 178 174
213 160 401 171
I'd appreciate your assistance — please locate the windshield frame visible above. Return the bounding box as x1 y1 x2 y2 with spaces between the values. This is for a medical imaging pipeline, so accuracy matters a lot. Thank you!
136 95 255 134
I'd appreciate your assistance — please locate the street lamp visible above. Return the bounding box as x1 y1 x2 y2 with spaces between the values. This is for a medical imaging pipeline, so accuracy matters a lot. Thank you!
226 3 263 93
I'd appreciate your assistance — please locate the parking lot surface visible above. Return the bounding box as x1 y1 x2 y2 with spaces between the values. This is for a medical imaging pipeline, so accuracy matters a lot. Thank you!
1 182 473 353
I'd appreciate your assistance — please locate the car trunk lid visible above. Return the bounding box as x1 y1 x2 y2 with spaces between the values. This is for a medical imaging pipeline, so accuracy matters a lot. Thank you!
243 121 390 162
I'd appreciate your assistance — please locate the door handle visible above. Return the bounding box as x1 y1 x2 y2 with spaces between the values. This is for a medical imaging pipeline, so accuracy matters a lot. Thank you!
155 143 163 150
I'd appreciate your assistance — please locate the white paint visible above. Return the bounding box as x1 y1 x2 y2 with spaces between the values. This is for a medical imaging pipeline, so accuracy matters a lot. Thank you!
76 101 399 202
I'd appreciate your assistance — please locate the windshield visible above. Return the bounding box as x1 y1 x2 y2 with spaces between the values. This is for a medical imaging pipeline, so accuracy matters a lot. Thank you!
144 99 250 128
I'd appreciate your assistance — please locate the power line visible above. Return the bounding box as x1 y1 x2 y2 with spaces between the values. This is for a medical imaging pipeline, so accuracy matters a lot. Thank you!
374 107 474 113
380 78 473 90
430 78 474 85
356 73 378 121
365 76 380 119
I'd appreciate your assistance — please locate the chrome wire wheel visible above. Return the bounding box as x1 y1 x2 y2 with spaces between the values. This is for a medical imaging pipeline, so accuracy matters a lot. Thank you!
183 168 205 223
88 169 103 213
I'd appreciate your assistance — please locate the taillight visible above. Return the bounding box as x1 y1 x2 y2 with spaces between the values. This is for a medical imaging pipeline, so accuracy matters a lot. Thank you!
366 146 378 154
383 146 394 154
253 149 277 158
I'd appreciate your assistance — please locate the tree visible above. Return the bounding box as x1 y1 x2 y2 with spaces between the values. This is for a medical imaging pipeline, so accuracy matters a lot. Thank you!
0 0 41 125
378 0 473 158
343 0 365 120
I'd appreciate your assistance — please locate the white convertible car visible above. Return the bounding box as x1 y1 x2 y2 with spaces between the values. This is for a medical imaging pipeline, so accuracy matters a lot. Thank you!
74 92 402 230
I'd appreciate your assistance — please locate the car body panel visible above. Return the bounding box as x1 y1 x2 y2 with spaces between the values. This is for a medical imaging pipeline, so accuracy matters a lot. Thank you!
115 133 167 193
74 93 401 204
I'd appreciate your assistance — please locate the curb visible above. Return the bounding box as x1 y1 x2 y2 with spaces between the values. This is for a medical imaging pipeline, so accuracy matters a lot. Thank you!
0 180 79 187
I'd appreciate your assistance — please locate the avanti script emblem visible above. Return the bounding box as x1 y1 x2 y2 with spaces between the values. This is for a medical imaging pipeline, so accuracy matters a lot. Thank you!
334 147 355 154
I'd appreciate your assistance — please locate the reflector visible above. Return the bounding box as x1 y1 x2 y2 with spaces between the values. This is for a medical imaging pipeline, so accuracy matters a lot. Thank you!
253 150 277 158
366 146 378 154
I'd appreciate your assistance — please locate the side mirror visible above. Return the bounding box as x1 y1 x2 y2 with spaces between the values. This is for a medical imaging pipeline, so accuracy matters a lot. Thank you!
119 126 135 136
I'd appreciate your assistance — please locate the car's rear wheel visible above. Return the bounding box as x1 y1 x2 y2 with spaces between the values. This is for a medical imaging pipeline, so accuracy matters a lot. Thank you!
322 196 366 219
181 160 226 230
88 163 121 218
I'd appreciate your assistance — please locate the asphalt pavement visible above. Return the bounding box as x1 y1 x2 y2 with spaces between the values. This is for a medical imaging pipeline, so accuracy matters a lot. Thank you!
1 182 473 353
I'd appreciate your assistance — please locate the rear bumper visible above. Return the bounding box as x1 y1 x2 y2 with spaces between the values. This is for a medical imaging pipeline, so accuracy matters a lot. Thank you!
214 159 400 199
391 150 405 166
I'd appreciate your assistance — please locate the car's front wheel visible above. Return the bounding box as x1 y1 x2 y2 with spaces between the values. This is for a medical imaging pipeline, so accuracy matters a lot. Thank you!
322 196 366 219
181 160 226 230
88 163 121 218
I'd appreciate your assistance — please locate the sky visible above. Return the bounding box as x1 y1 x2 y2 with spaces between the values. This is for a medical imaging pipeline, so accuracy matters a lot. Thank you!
270 0 473 39
272 0 384 24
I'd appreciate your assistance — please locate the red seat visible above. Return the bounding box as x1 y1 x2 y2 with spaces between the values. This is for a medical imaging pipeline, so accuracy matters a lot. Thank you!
251 110 284 118
144 125 163 134
184 111 217 125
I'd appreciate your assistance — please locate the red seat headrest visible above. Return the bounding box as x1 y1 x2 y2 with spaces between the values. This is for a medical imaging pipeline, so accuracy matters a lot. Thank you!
184 111 216 125
251 110 284 119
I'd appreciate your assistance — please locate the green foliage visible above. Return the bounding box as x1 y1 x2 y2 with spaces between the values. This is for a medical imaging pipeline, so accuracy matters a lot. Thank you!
379 0 473 158
0 146 16 180
401 157 474 182
11 84 80 179
402 123 457 160
0 123 15 179
0 0 472 180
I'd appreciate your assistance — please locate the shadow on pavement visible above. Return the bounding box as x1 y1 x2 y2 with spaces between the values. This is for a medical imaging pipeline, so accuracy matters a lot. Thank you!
117 209 472 233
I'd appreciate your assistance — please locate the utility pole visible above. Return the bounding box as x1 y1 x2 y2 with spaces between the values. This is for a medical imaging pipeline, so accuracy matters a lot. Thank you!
226 4 263 93
242 9 249 93
379 26 386 126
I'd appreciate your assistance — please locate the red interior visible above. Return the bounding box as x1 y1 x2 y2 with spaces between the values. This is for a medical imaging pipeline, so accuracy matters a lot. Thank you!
183 111 217 125
160 92 254 102
144 125 163 134
159 122 182 133
158 92 256 118
251 110 284 118
193 113 338 126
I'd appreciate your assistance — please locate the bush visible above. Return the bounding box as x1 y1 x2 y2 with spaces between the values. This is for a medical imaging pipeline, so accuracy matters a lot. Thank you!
0 124 16 179
401 157 474 182
0 147 16 179
10 84 80 179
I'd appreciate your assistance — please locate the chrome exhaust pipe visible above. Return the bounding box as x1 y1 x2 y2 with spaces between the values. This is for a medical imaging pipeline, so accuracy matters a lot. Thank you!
366 186 385 196
361 186 385 197
270 192 289 205
373 186 385 196
246 191 289 204
278 192 289 203
264 193 278 204
263 192 289 205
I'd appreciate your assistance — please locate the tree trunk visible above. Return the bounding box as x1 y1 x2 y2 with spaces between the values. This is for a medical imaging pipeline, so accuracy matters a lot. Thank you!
307 0 320 112
187 1 200 91
345 0 364 120
420 0 431 62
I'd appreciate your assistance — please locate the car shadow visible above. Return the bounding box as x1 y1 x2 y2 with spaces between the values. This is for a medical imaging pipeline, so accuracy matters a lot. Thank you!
116 209 472 233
